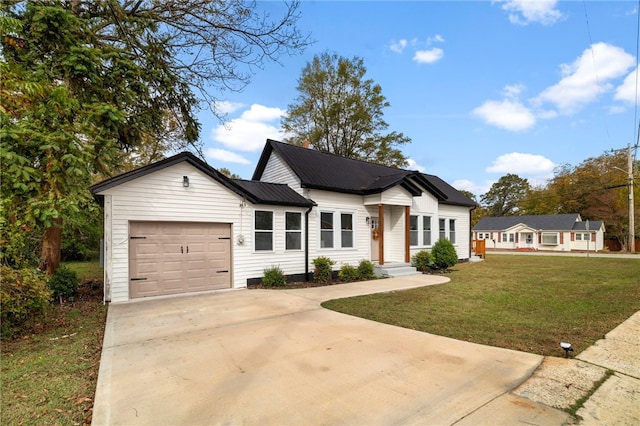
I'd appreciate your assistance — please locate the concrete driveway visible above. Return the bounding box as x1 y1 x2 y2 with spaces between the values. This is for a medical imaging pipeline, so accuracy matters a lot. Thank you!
92 275 570 425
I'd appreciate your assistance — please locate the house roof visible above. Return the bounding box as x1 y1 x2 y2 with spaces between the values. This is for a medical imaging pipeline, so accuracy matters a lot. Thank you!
90 152 314 208
473 214 603 232
253 139 476 207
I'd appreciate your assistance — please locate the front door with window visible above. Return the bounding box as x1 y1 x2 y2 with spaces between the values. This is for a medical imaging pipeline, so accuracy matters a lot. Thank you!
370 217 380 262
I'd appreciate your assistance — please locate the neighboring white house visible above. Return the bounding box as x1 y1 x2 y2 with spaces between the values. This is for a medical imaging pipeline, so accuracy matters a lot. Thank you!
91 139 476 303
473 214 605 252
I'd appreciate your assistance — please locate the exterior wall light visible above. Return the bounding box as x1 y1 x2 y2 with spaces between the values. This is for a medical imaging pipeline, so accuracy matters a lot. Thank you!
183 176 189 187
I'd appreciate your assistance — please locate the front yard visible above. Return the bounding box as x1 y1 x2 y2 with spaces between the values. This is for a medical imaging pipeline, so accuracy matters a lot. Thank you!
323 255 640 356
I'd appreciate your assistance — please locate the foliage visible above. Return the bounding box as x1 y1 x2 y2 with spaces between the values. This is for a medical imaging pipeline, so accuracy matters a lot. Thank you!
322 255 640 357
431 239 458 270
282 51 410 167
219 167 241 179
480 173 530 216
411 249 433 272
48 266 80 301
0 266 51 338
338 263 359 282
312 256 336 283
357 259 376 280
262 265 286 287
0 2 308 274
61 199 103 261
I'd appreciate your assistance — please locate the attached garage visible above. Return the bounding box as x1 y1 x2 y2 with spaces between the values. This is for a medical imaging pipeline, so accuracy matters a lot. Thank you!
91 152 314 303
129 222 231 298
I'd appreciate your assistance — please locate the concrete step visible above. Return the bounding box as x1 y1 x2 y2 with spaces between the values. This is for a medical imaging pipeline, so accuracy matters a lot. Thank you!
469 255 484 263
374 263 420 278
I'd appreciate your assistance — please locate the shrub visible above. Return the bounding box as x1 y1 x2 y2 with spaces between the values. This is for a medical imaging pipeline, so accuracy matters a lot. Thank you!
357 259 375 280
48 266 79 301
1 266 52 338
338 263 359 282
411 249 433 272
431 238 459 270
262 265 286 287
312 256 335 283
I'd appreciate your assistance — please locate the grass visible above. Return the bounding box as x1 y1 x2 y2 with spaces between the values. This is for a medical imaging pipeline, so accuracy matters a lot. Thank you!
1 262 106 426
322 255 640 357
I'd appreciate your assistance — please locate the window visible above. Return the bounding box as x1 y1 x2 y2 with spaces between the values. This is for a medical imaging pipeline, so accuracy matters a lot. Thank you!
439 219 446 240
541 232 558 245
423 216 432 246
502 233 507 241
285 212 302 250
509 233 514 243
575 233 582 241
341 213 353 248
449 219 456 242
255 211 273 251
583 233 590 240
320 212 334 248
409 215 419 246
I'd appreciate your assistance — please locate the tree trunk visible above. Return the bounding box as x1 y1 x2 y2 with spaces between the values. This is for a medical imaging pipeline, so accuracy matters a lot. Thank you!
40 217 63 275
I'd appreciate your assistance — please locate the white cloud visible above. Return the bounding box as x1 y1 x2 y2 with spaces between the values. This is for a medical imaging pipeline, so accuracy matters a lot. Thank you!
413 48 444 64
614 65 640 104
503 84 525 99
486 152 556 179
500 0 563 26
472 99 536 131
206 148 251 165
211 104 286 152
534 42 635 114
406 158 425 172
452 179 491 197
390 39 408 53
427 34 445 44
212 100 245 115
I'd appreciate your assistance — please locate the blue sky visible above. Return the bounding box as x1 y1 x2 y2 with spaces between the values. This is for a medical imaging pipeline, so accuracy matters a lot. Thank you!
198 1 639 196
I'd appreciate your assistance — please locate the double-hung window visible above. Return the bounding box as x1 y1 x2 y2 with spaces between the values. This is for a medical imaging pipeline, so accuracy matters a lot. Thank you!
254 211 273 251
449 219 456 242
285 212 302 250
439 219 446 240
575 233 582 241
320 212 334 248
409 215 419 246
423 216 432 246
341 213 354 248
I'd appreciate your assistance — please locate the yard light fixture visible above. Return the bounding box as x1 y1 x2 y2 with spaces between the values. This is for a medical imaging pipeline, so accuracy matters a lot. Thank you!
560 342 573 358
183 175 189 187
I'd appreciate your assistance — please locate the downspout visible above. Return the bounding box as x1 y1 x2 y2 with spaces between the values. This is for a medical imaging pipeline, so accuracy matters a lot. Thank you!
304 205 313 281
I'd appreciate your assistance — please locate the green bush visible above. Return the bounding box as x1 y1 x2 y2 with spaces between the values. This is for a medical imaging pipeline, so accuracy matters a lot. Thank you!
312 256 335 283
338 263 359 282
431 238 459 270
48 266 79 301
262 265 286 287
411 249 433 272
357 259 375 280
1 266 52 338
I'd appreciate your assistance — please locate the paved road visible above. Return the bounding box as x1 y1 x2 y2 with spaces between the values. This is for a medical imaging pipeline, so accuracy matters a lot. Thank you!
92 275 571 425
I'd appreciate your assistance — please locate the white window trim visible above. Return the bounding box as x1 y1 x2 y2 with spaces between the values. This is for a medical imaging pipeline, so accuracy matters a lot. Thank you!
319 209 356 250
436 217 458 245
541 232 559 245
285 211 303 251
254 210 274 253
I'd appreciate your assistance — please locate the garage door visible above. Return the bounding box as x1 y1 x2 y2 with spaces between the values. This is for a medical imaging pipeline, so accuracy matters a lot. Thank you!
129 222 231 298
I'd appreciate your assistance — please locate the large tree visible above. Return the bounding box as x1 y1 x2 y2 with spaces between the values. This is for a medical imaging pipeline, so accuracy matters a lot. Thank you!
281 52 410 167
0 1 309 273
481 174 531 217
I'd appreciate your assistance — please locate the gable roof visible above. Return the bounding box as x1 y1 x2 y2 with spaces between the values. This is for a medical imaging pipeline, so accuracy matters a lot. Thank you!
253 139 476 207
90 152 314 208
473 214 603 232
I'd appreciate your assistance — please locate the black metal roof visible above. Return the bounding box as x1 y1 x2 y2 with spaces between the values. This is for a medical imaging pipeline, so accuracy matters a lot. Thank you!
473 214 603 231
90 152 314 208
253 139 476 207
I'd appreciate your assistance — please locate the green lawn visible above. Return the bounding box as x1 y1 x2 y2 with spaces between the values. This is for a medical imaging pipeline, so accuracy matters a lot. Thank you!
322 255 640 356
1 262 106 425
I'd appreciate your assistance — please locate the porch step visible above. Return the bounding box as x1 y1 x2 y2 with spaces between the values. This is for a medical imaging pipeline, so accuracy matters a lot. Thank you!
469 255 484 263
374 263 420 278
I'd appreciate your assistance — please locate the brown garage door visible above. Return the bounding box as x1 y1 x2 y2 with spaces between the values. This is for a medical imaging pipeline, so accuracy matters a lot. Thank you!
129 221 231 298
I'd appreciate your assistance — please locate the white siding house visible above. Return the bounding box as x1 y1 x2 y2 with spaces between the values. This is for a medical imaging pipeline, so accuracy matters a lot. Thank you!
92 140 477 303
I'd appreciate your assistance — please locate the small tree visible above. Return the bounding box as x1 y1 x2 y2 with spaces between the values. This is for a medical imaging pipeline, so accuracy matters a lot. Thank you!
431 239 458 270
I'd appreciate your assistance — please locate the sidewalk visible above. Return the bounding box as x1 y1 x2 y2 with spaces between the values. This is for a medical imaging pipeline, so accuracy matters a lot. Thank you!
514 311 640 425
